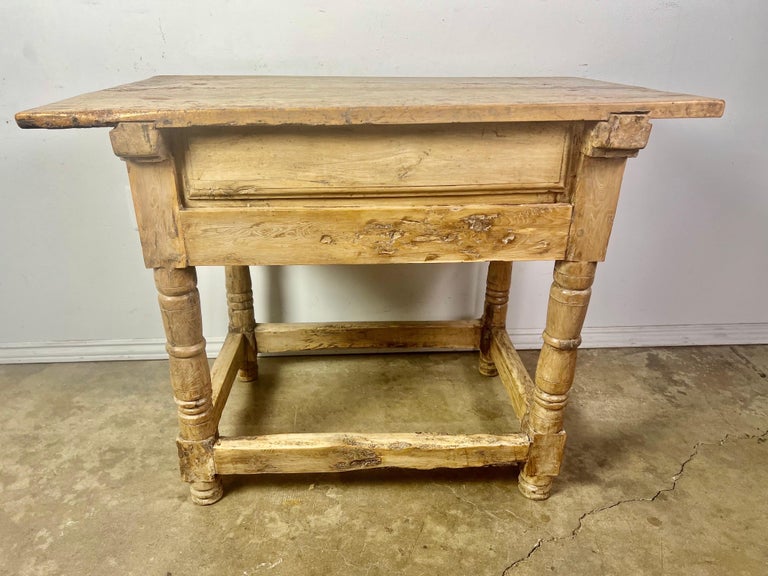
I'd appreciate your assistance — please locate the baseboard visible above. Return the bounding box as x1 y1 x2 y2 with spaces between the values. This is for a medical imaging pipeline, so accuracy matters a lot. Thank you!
512 323 768 349
0 337 227 365
1 323 767 364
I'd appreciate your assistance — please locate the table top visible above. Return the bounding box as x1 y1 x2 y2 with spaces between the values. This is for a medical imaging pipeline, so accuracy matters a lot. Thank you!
16 75 724 129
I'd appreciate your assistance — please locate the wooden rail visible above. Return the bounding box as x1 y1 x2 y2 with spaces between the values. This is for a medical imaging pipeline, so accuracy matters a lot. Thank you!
214 432 530 474
255 320 482 353
490 328 534 421
210 332 245 426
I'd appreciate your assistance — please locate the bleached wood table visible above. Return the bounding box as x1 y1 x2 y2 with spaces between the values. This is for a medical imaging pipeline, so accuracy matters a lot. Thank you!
17 77 723 504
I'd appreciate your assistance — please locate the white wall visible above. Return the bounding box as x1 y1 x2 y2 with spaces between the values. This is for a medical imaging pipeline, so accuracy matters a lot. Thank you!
1 1 766 360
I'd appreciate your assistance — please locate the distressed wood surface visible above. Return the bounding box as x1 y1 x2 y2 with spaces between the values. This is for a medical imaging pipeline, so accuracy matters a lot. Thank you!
255 320 481 353
16 77 724 504
180 203 572 265
181 123 569 199
490 328 534 422
214 433 530 474
524 432 567 477
584 113 652 158
16 76 724 129
565 155 627 262
109 122 168 161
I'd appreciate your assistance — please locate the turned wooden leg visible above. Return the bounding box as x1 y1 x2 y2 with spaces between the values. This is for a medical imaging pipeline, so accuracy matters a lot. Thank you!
479 261 513 376
518 260 596 500
225 266 258 382
154 267 223 505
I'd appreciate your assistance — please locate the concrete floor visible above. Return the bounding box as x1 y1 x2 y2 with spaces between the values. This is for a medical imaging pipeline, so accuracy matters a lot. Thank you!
1 345 766 575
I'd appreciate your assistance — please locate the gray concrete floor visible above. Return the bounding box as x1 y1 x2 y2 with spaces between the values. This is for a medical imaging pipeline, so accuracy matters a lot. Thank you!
1 346 766 575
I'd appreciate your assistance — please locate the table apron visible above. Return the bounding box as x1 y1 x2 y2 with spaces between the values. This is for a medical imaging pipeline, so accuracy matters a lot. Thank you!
178 202 572 266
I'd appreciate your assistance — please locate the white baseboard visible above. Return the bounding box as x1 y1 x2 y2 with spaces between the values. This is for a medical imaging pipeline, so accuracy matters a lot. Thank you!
1 324 767 364
0 337 226 365
512 323 768 350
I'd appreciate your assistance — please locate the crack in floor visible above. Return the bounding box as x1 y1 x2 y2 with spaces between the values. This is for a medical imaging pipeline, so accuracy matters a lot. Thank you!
729 346 767 379
501 428 768 574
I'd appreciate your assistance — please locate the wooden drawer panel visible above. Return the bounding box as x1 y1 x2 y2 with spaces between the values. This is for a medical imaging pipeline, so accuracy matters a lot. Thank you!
180 203 572 265
179 123 570 200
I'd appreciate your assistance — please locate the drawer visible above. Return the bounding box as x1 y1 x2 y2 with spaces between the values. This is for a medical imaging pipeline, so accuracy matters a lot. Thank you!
179 202 573 266
176 123 571 200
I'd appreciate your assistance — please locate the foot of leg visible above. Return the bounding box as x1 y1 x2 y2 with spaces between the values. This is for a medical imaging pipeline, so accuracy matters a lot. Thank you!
478 355 498 377
238 367 258 382
190 478 224 505
237 342 259 382
518 469 552 500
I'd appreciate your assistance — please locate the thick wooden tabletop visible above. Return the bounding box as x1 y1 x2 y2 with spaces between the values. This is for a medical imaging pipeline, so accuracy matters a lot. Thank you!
16 75 724 129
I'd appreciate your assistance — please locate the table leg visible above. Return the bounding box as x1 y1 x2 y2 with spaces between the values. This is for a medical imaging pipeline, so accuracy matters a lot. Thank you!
479 261 513 376
154 267 223 505
225 265 258 382
518 260 596 500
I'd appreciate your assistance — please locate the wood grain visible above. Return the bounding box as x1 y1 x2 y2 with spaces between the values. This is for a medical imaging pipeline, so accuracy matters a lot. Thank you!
210 332 244 427
180 123 568 199
584 113 652 157
109 122 168 161
524 432 567 477
519 261 596 500
180 203 572 265
255 320 481 353
154 267 222 504
111 124 186 268
16 76 724 129
214 433 530 474
183 192 560 208
16 76 724 504
490 328 534 422
478 262 513 375
565 155 627 262
224 266 258 381
566 115 652 261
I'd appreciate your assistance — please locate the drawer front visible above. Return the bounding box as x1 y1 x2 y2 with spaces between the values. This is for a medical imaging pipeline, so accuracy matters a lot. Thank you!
179 123 571 200
180 203 572 266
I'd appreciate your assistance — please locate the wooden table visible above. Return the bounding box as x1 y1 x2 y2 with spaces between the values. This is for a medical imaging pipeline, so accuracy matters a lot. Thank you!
17 76 723 505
